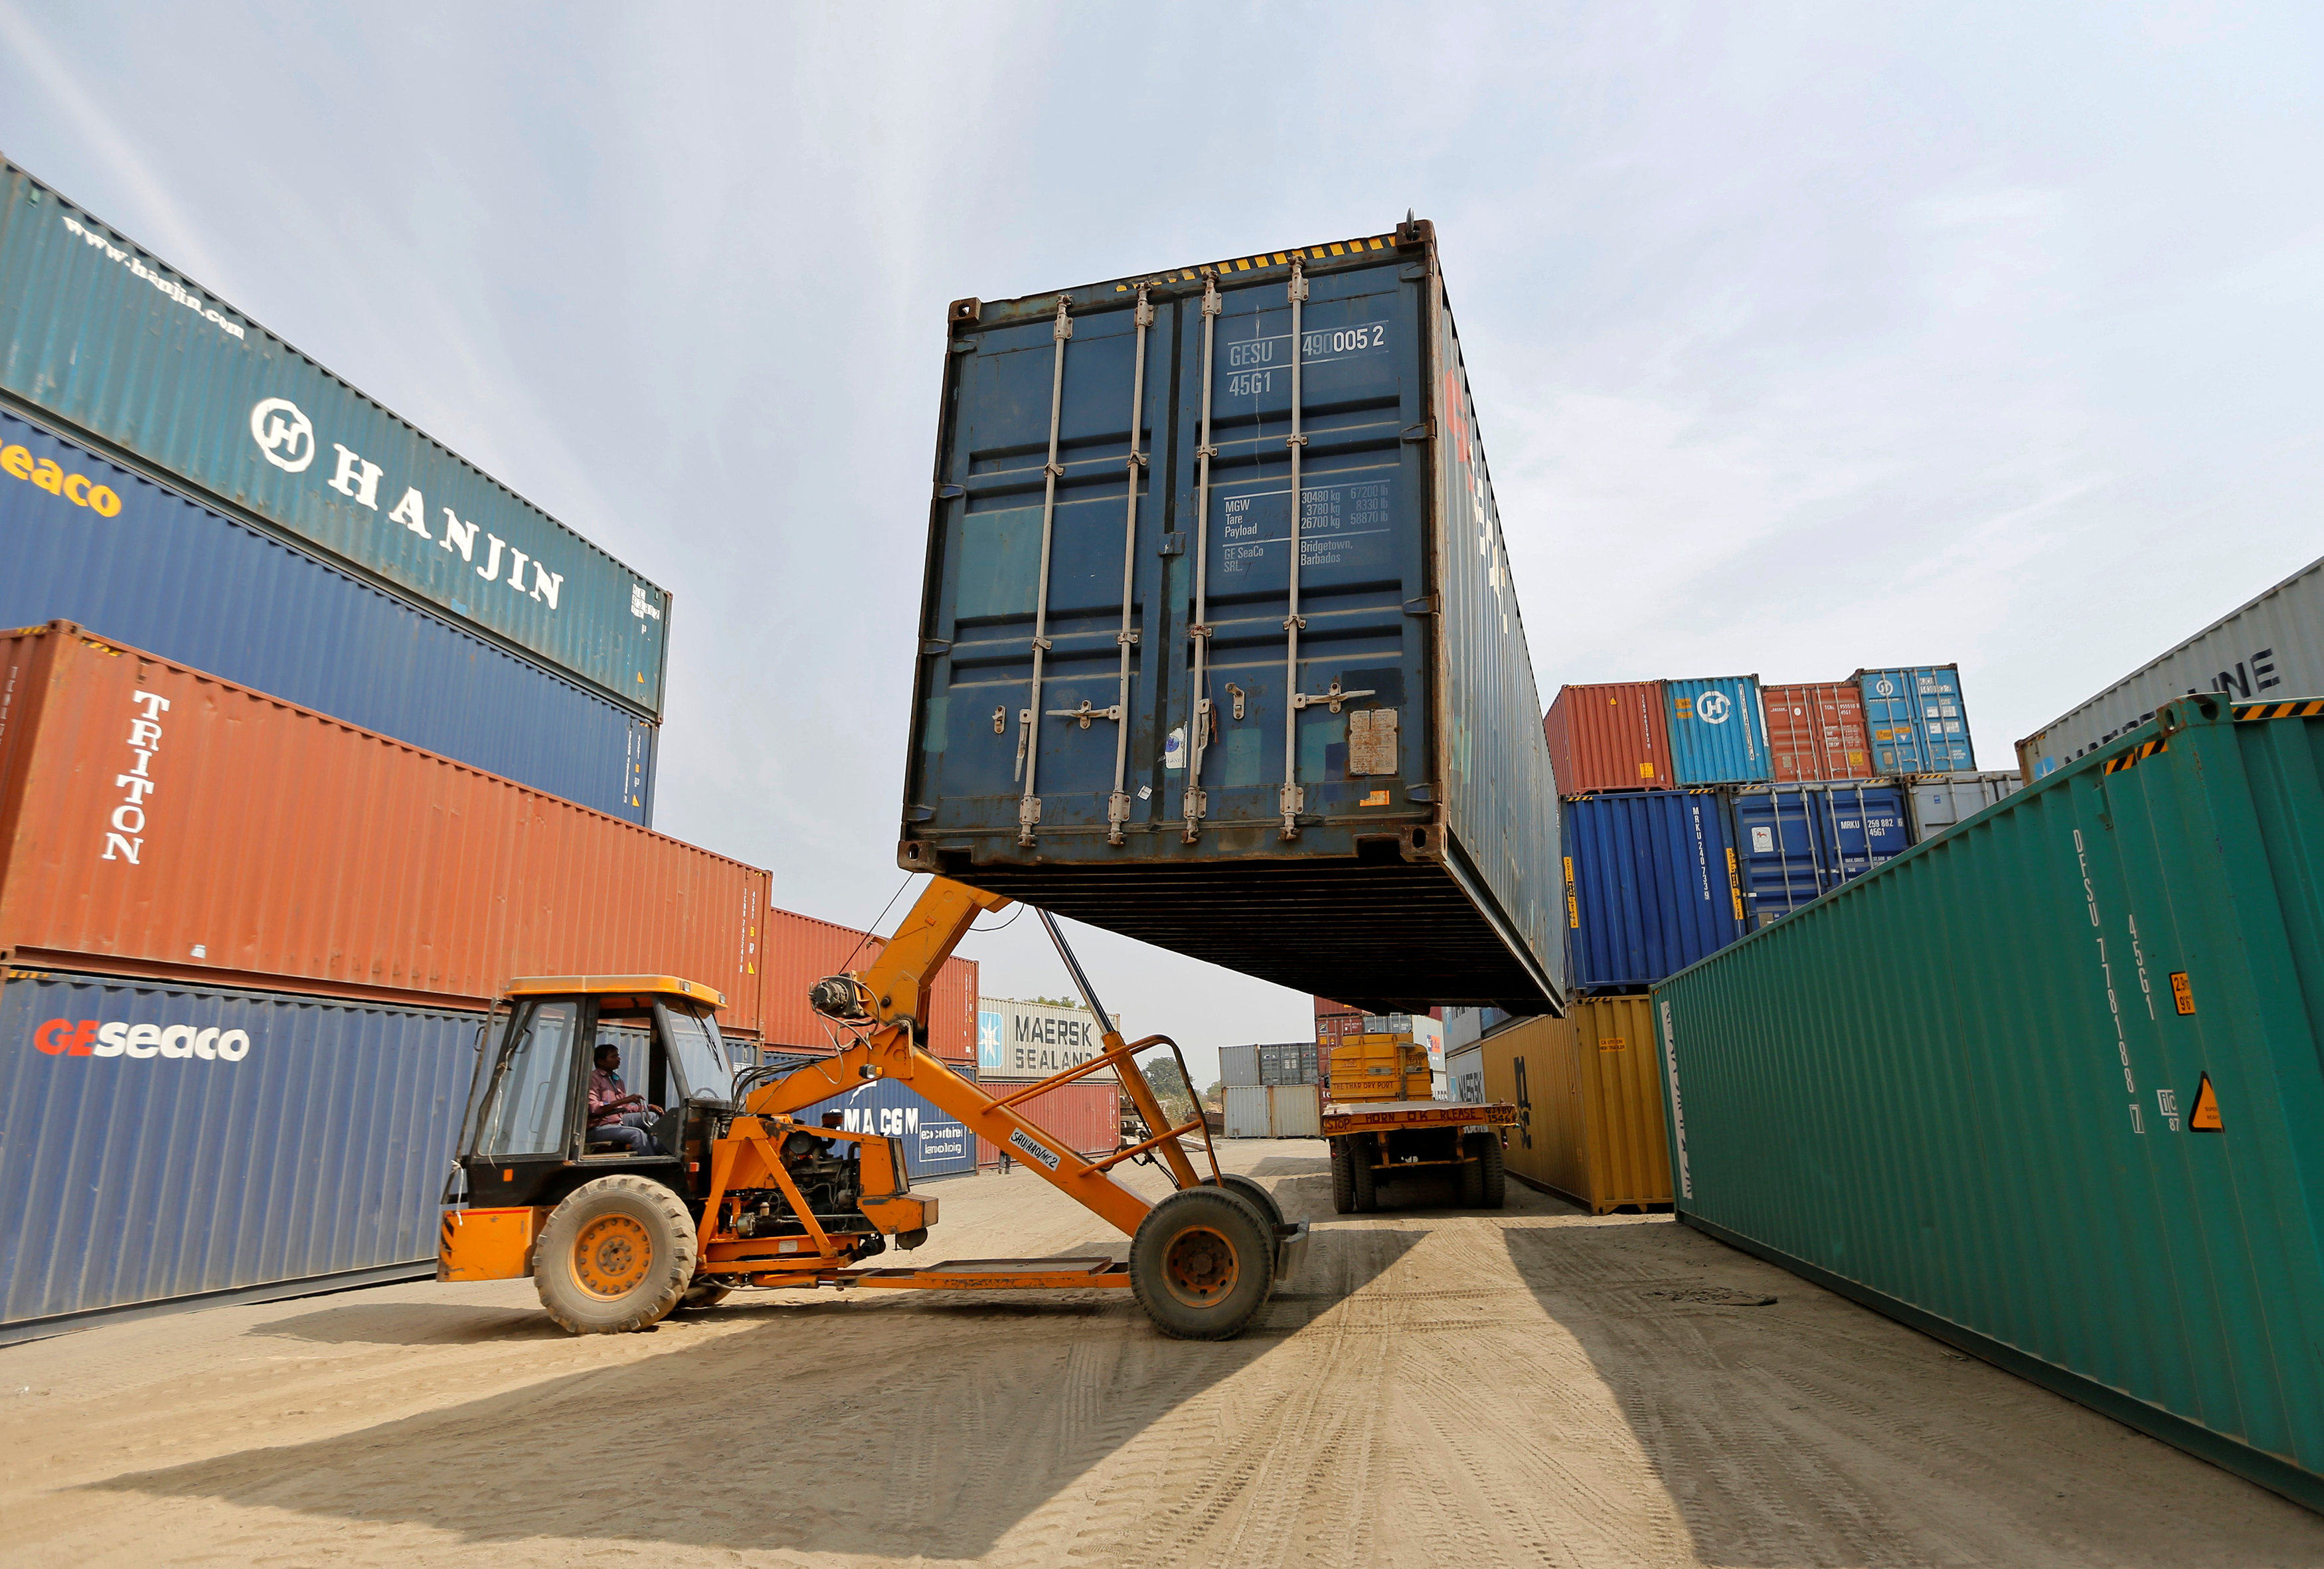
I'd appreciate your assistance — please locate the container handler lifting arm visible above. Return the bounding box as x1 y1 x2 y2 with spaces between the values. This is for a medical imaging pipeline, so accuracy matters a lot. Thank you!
440 877 1307 1341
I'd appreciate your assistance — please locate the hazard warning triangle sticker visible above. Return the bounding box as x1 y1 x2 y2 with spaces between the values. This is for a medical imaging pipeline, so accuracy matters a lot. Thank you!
2189 1073 2223 1132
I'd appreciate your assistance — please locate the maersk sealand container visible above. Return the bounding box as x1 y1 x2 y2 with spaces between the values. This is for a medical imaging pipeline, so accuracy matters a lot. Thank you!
900 221 1561 1013
0 409 655 823
0 158 670 718
1654 693 2324 1512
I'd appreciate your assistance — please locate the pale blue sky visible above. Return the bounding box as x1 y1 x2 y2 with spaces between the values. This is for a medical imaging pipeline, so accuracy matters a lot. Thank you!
5 3 2319 1082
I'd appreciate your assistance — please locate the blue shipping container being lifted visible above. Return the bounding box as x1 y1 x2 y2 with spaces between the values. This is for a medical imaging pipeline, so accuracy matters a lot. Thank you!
0 967 475 1341
1665 675 1772 785
0 158 671 717
1859 665 1973 774
900 220 1561 1012
0 410 656 823
792 1075 980 1181
1562 791 1746 993
1730 781 1910 926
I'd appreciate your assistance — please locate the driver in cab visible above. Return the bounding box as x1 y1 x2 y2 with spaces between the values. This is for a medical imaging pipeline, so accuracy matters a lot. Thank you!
588 1041 663 1156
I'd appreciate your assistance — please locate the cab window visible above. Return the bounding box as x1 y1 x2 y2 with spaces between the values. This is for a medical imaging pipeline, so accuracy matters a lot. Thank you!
659 1002 733 1103
472 1000 580 1157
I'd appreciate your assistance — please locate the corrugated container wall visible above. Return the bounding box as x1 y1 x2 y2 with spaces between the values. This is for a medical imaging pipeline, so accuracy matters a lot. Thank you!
791 1075 979 1180
0 627 770 1031
900 221 1561 1013
1664 676 1772 785
1218 1044 1262 1086
977 1079 1118 1169
1653 693 2324 1513
1544 681 1673 793
2016 552 2324 780
0 160 669 716
1444 1043 1484 1106
752 904 977 1062
1904 771 2025 843
1 967 472 1338
975 997 1120 1082
1562 791 1746 993
1762 681 1874 783
1223 1084 1272 1137
1857 665 1974 774
1730 781 1909 927
1485 1002 1669 1214
1 409 655 824
1268 1083 1323 1137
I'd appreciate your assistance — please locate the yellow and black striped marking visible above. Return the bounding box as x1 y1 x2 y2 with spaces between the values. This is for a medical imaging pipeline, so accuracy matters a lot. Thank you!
1111 234 1399 292
2233 699 2324 722
2103 737 2169 775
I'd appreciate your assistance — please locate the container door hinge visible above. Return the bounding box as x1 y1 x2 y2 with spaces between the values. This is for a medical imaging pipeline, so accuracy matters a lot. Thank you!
1017 794 1041 845
1107 790 1132 845
1278 783 1305 840
1400 422 1433 444
1179 785 1207 843
1402 596 1440 616
906 804 936 823
921 637 952 656
1158 532 1185 557
936 483 965 499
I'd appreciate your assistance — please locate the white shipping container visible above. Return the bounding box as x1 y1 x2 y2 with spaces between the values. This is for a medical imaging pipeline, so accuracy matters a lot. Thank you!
1906 771 2025 843
1268 1084 1323 1138
1218 1044 1262 1087
976 996 1120 1082
1223 1085 1274 1138
2017 554 2324 780
1445 1044 1485 1106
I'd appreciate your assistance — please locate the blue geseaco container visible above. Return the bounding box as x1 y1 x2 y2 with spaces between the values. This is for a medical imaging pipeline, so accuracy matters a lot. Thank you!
0 409 656 824
1728 780 1910 926
1562 791 1746 992
792 1075 979 1181
1857 665 1973 774
902 220 1561 1013
1665 675 1772 785
0 967 477 1341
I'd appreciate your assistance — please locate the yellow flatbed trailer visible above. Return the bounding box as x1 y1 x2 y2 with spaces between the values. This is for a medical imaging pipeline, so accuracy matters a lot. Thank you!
1321 1098 1519 1212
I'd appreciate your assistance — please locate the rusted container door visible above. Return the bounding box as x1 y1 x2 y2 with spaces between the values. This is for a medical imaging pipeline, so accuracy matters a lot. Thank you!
1544 681 1673 793
0 625 768 1031
1763 681 1874 782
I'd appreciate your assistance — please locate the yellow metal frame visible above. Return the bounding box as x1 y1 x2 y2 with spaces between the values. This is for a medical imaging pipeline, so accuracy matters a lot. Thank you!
505 974 726 1008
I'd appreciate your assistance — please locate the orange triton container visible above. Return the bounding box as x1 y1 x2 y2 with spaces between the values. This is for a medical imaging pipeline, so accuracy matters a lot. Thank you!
1762 680 1876 782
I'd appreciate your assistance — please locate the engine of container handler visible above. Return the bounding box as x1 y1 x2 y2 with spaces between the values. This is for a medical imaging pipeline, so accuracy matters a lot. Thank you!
721 1122 930 1254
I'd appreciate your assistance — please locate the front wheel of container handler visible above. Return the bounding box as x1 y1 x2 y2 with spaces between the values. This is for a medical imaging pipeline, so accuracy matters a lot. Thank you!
1349 1135 1379 1213
1207 1172 1284 1228
1329 1139 1357 1214
1129 1187 1276 1340
1475 1133 1507 1210
535 1175 697 1334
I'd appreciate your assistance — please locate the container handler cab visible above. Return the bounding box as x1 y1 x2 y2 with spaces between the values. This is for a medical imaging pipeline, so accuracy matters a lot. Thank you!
439 878 1307 1339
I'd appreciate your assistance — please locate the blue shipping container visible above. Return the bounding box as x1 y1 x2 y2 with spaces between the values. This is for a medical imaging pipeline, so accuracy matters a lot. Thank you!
1562 791 1746 992
0 967 477 1340
0 410 656 824
793 1076 979 1181
1859 665 1974 774
902 220 1560 1013
1665 675 1772 785
1730 781 1910 926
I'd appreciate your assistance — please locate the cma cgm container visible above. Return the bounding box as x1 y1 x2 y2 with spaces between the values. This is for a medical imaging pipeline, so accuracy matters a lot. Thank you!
1762 681 1874 783
0 408 655 823
1903 770 2023 843
789 1074 979 1180
1730 780 1909 926
1544 681 1673 793
754 903 977 1064
900 220 1561 1013
1654 693 2324 1511
1562 791 1745 992
1484 1000 1669 1214
1858 665 1974 774
2016 552 2324 781
0 625 770 1031
1664 675 1771 785
0 966 473 1340
0 158 669 716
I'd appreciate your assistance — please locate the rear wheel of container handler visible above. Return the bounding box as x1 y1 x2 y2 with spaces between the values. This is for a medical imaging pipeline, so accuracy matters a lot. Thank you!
1349 1135 1378 1213
1457 1142 1485 1207
1208 1173 1283 1228
1329 1139 1357 1214
535 1175 697 1335
1476 1133 1507 1210
1129 1187 1275 1340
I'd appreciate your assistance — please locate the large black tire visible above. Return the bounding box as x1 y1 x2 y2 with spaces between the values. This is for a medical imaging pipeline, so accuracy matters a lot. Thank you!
1457 1137 1486 1207
1329 1139 1356 1214
1129 1187 1276 1341
1479 1132 1507 1210
535 1175 697 1334
1210 1173 1284 1228
1349 1135 1378 1213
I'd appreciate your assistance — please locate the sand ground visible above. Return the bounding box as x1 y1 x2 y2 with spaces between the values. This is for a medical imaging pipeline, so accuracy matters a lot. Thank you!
3 1138 2318 1568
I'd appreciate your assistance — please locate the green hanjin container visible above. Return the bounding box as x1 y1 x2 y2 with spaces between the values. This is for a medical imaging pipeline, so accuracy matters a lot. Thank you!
1653 691 2324 1513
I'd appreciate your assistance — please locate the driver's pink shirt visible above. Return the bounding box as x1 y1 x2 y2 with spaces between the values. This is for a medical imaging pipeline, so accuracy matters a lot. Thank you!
587 1067 628 1126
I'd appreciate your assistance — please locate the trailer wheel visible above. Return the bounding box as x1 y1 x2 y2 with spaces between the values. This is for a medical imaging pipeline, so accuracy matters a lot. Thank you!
1329 1139 1357 1214
1457 1141 1485 1207
1350 1135 1379 1213
535 1175 697 1335
1478 1132 1507 1210
1129 1187 1276 1340
1208 1173 1283 1228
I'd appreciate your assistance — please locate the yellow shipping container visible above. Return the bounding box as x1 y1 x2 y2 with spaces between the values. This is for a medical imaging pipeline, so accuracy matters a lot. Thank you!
1481 998 1671 1212
1328 1036 1432 1102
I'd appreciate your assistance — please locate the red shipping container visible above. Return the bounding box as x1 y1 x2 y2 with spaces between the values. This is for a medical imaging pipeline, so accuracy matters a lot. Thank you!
975 1078 1120 1168
754 902 976 1064
1543 681 1673 793
1763 681 1876 782
0 624 771 1029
